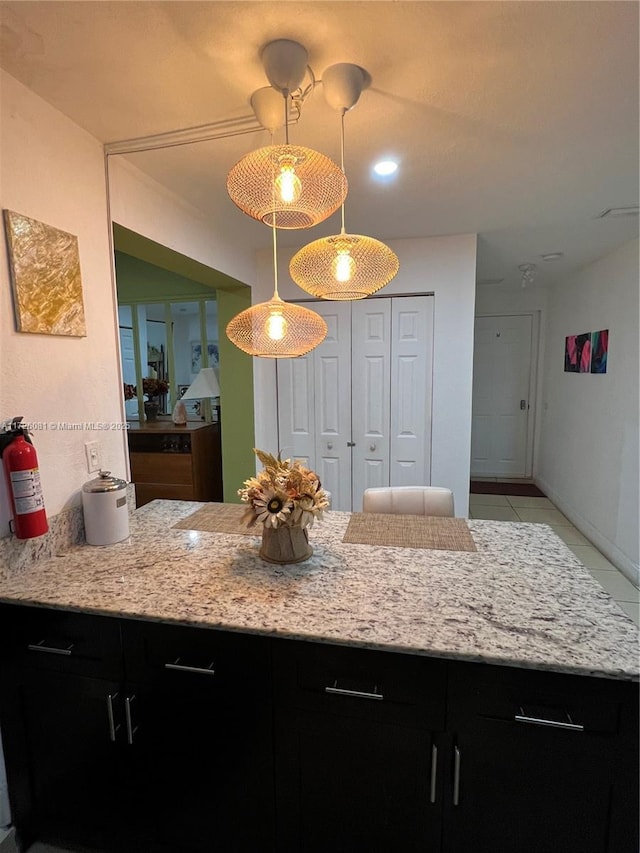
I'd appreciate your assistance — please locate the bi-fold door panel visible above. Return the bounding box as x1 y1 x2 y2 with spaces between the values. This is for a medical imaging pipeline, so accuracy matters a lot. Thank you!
351 299 391 511
390 296 433 488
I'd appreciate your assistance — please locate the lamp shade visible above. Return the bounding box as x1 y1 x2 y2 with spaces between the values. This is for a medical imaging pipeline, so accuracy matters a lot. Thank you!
289 232 399 300
182 367 220 399
226 144 347 229
226 295 327 358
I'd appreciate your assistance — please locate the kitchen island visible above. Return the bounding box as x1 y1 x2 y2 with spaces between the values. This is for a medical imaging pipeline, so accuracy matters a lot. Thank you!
0 501 638 852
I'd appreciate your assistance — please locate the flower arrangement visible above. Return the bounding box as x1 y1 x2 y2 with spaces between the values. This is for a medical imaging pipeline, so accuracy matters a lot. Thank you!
122 378 169 401
239 449 330 530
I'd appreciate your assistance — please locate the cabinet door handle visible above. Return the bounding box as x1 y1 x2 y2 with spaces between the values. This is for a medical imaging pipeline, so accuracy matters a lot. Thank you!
325 681 383 701
453 745 461 806
430 744 438 803
514 709 584 732
164 658 215 677
125 694 138 745
106 692 120 743
27 640 74 656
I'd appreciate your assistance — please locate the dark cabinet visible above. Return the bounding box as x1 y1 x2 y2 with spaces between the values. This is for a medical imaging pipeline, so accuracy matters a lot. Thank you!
443 663 639 853
273 641 445 852
0 605 274 853
0 604 637 853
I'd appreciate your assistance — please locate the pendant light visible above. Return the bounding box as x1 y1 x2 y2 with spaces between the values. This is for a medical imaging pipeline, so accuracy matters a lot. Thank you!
226 40 347 230
226 207 327 358
289 64 399 300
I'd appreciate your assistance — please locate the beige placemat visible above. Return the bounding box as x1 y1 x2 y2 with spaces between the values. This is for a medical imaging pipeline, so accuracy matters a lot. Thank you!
342 513 477 552
172 503 261 536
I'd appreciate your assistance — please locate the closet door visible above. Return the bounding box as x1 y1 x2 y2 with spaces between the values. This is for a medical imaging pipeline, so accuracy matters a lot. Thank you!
390 296 433 488
277 303 352 511
351 300 392 511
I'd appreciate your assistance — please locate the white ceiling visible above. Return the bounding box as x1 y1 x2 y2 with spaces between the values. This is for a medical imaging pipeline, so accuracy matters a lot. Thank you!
0 1 638 289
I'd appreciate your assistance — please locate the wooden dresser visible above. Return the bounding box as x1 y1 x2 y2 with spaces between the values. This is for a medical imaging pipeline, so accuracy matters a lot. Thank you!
127 421 222 508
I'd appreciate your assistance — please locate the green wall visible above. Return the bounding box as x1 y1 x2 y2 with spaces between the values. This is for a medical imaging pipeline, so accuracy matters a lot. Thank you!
113 226 256 503
216 288 255 502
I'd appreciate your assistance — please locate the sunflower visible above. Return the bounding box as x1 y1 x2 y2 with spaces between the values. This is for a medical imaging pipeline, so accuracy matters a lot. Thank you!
253 488 292 528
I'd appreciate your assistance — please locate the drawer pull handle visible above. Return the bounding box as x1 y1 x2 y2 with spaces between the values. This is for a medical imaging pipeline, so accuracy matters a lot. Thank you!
165 658 215 677
453 745 461 806
106 692 120 743
430 744 438 804
514 709 584 732
325 681 383 701
125 694 138 745
27 640 74 656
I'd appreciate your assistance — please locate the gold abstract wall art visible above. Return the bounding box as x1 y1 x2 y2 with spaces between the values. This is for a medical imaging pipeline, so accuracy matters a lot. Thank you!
3 209 86 337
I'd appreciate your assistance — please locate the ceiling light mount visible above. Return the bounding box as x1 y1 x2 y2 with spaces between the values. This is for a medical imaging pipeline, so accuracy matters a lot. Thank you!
518 263 537 289
322 63 372 112
261 39 309 96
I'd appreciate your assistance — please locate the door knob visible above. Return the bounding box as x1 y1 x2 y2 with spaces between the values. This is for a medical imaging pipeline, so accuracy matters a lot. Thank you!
369 443 376 452
327 442 333 450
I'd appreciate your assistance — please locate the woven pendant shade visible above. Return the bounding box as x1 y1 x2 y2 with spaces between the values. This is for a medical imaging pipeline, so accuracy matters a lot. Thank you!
290 232 399 300
226 144 347 229
226 295 327 358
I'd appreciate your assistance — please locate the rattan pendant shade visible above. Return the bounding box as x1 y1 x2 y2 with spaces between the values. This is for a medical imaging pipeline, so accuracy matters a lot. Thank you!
226 294 327 358
227 143 347 229
290 231 399 300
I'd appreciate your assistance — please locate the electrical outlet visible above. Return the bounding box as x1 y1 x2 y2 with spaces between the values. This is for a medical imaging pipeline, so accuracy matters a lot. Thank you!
85 440 101 473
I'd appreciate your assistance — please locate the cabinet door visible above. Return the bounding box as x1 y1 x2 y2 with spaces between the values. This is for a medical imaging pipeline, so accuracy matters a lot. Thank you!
121 621 274 853
445 664 639 853
274 641 445 852
1 668 123 851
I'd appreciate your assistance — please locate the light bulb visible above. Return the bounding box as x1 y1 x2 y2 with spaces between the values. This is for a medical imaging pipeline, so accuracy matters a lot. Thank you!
333 249 356 283
266 309 287 341
274 158 302 204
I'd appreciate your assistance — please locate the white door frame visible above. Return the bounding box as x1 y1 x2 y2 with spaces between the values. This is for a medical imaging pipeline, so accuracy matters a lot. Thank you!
473 311 541 478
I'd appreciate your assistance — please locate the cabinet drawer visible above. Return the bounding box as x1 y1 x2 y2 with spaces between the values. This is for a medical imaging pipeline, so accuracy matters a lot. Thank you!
448 661 637 735
274 639 446 729
0 604 123 680
134 483 194 507
122 619 271 691
130 452 193 485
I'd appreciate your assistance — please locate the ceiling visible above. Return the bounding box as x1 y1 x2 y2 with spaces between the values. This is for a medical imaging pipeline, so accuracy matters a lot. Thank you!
0 1 638 289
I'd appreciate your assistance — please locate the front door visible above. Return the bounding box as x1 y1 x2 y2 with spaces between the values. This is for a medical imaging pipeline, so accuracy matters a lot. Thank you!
471 315 534 477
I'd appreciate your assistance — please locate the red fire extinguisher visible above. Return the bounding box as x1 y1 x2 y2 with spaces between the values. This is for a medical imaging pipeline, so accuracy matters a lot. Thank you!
0 417 49 539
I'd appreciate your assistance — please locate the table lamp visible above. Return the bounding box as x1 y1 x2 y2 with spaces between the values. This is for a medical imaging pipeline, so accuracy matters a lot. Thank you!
181 367 221 422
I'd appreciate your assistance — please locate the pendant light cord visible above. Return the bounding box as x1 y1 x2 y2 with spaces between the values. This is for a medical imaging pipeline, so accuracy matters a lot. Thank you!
340 109 347 235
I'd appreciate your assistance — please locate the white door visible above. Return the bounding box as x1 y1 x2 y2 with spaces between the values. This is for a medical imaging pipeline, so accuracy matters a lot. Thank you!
389 296 433 488
277 302 352 510
119 327 138 419
277 296 434 511
471 315 533 477
351 300 392 510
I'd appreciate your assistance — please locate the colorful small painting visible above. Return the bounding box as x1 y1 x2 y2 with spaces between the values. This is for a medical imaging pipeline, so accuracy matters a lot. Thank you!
191 341 219 374
3 210 86 336
590 329 608 373
564 332 591 373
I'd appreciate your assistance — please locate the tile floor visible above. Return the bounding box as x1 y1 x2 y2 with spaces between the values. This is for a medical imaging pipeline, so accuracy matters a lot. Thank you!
469 492 640 625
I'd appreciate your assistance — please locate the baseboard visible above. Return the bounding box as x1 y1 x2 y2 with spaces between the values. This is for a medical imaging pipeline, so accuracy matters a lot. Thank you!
535 476 640 587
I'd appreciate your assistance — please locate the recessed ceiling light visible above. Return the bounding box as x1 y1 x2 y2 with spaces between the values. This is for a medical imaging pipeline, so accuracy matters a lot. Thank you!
373 160 398 177
597 206 639 218
541 252 564 261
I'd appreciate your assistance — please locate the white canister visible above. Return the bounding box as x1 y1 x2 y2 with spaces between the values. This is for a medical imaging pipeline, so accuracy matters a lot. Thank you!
82 470 130 546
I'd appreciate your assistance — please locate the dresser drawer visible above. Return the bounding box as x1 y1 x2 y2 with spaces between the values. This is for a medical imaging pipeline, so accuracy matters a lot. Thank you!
130 452 193 485
0 604 123 680
274 639 446 730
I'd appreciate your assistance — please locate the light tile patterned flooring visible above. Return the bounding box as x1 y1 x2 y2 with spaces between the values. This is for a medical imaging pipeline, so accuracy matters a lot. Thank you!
469 493 640 625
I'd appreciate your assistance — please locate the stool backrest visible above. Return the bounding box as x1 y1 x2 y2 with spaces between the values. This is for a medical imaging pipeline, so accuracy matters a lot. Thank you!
362 486 455 517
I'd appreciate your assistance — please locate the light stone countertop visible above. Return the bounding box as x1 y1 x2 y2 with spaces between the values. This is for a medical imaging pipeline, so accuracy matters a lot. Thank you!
0 500 637 681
